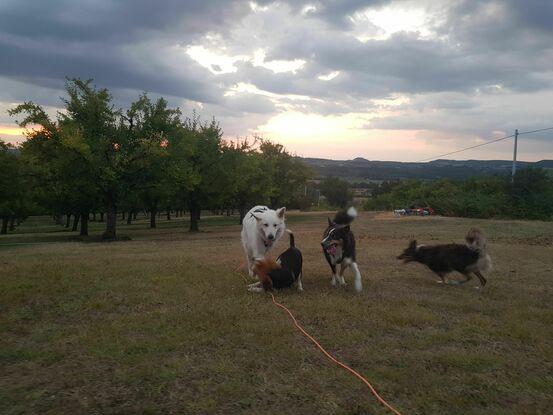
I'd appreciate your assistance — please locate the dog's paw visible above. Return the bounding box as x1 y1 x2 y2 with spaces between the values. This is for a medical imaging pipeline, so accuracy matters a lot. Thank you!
436 280 444 284
354 280 362 292
331 276 337 286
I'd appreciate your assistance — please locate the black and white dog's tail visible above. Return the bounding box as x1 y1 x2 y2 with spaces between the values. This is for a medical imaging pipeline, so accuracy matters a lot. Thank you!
285 229 295 248
333 206 358 225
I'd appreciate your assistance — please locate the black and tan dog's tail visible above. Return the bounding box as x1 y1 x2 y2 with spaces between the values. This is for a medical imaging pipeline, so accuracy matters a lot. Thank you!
286 229 295 248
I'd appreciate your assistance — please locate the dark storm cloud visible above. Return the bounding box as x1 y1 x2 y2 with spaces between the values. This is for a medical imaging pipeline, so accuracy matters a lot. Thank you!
0 34 221 104
0 0 249 43
0 0 250 104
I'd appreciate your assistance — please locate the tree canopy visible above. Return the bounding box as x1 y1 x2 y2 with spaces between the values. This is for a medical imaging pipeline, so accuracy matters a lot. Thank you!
2 78 313 237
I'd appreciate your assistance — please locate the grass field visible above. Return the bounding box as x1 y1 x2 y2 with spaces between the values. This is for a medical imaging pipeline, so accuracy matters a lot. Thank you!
1 212 552 414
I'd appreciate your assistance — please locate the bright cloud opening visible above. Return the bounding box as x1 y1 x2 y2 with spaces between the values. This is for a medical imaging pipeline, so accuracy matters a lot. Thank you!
252 49 305 74
318 71 340 81
354 4 432 41
186 45 246 74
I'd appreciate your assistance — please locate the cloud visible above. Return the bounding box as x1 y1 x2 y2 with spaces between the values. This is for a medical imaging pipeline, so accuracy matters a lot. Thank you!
0 0 552 160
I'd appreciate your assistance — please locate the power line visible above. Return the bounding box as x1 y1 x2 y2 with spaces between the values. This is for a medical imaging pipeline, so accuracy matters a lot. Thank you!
416 134 514 162
517 126 553 136
416 126 553 163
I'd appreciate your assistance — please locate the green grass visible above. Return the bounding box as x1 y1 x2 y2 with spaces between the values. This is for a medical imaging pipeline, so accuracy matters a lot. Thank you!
1 212 552 414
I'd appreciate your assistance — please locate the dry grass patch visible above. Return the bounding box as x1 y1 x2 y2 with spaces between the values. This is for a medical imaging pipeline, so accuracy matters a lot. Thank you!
1 212 552 414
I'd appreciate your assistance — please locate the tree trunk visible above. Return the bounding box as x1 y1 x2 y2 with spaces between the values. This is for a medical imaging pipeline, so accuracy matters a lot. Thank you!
189 203 200 232
166 209 171 220
127 212 132 225
9 217 16 231
239 207 247 225
80 213 89 236
65 214 71 228
92 212 96 221
100 212 105 222
102 198 117 240
1 217 8 234
133 212 137 220
150 209 157 228
122 211 126 220
72 214 80 231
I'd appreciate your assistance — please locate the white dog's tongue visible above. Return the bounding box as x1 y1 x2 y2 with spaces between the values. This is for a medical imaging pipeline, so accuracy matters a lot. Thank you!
265 239 273 247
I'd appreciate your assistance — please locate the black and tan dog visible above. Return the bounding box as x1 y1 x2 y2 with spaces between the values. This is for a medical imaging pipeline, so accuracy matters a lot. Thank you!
321 207 362 292
248 230 303 292
397 228 492 287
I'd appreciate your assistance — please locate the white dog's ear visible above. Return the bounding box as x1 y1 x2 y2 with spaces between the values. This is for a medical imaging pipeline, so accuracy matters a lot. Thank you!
276 207 286 219
252 214 262 222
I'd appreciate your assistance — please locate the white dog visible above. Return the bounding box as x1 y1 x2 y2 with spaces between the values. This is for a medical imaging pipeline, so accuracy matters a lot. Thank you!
241 205 286 278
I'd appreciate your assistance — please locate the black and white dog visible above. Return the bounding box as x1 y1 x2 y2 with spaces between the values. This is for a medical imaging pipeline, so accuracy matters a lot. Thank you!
248 230 303 292
321 207 362 292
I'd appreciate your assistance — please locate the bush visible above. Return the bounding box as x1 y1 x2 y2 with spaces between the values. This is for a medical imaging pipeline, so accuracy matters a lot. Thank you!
363 168 553 220
320 176 353 208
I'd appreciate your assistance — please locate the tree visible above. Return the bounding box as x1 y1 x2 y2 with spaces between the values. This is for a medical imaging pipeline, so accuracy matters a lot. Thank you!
258 140 312 209
0 142 29 233
184 117 225 232
122 95 181 228
510 168 553 220
10 79 173 239
320 176 353 208
220 139 271 224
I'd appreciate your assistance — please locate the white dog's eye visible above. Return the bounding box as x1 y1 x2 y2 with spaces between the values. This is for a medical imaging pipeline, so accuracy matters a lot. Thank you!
273 224 277 227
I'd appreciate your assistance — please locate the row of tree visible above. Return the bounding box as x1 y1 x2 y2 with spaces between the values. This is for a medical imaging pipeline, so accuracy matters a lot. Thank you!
364 168 553 220
1 79 312 237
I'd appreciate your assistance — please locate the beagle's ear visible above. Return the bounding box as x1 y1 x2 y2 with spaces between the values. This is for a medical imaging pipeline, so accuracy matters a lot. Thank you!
276 207 286 219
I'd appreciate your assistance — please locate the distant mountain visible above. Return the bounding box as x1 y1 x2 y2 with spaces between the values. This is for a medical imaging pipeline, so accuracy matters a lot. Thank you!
301 157 553 181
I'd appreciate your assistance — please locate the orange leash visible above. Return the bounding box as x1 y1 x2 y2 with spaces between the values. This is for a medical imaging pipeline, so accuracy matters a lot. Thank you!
269 292 403 415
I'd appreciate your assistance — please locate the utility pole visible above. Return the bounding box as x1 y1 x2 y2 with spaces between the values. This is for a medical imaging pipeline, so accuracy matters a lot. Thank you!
511 129 518 182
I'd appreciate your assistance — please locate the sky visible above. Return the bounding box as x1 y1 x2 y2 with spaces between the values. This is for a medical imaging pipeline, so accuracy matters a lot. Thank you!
0 0 552 161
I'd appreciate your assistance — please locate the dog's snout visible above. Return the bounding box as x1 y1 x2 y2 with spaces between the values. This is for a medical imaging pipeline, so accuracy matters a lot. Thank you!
268 234 274 240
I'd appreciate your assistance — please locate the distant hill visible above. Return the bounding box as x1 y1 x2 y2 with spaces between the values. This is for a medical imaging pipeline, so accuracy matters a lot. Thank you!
301 157 553 181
